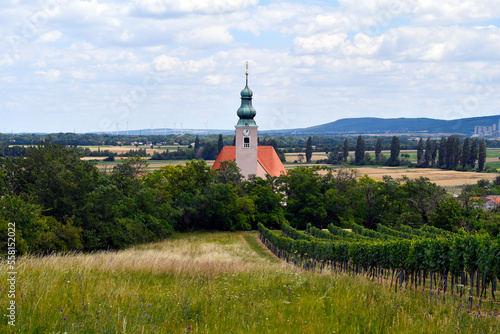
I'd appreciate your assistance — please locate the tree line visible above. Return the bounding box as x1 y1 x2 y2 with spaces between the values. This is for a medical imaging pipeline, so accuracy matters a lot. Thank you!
1 141 499 255
322 135 489 172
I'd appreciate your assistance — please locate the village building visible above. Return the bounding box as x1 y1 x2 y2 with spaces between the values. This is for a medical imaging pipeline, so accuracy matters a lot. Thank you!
469 196 500 211
212 66 286 179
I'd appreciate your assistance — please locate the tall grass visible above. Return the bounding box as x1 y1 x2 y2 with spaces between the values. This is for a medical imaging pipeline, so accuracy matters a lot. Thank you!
1 232 498 333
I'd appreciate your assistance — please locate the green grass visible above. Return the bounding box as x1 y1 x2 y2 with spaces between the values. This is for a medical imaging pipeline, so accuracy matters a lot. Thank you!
2 232 498 333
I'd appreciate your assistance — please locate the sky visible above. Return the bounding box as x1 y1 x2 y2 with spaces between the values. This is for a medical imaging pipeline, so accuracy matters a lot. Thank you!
1 0 500 133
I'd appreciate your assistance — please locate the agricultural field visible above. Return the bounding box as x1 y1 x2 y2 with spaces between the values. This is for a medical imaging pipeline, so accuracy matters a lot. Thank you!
2 232 498 333
81 147 500 186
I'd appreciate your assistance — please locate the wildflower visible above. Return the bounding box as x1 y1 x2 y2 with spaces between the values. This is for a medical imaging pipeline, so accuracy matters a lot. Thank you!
60 309 64 312
97 311 101 314
63 317 66 320
82 302 85 306
188 326 192 330
19 326 23 329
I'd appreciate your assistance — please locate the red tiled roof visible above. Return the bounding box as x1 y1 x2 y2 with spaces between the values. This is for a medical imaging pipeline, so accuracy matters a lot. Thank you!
470 197 500 205
211 145 286 177
212 146 235 170
257 146 287 177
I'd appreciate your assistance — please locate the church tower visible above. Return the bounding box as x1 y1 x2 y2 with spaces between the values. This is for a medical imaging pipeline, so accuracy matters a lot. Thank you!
212 64 286 179
234 63 258 178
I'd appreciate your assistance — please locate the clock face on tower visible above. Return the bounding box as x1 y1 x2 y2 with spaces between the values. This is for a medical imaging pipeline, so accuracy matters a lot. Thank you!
243 128 250 136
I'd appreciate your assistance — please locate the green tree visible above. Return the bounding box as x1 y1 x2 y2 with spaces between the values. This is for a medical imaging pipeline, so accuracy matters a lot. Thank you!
430 139 438 166
424 138 432 167
430 196 464 231
194 136 201 158
438 137 447 168
279 167 328 229
388 136 400 166
217 134 224 154
478 138 486 172
354 135 365 165
201 141 218 160
446 136 454 169
417 138 424 167
470 137 478 168
305 136 313 162
461 137 470 169
375 137 382 162
343 138 349 163
452 137 460 169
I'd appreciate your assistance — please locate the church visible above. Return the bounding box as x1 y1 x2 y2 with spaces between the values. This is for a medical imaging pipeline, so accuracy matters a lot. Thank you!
212 67 287 179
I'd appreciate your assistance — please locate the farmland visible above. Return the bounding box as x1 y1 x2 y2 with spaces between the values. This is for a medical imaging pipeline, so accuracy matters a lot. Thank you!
79 145 500 187
2 232 498 333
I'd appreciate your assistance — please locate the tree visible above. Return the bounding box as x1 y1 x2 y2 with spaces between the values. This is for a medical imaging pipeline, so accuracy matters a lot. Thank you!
343 138 349 163
297 153 305 163
194 136 200 159
431 140 438 166
217 134 224 154
200 141 218 160
354 135 365 165
438 137 447 168
452 137 460 169
461 137 470 169
424 138 432 167
478 138 486 172
417 138 424 167
388 136 400 166
446 136 454 169
305 136 313 162
375 137 382 162
470 137 478 168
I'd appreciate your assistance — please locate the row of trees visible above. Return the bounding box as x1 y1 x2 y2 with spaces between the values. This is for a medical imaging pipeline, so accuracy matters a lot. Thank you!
334 135 488 171
3 142 500 255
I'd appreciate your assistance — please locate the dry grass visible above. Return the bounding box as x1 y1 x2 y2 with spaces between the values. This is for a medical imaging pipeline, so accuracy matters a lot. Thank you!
18 232 283 278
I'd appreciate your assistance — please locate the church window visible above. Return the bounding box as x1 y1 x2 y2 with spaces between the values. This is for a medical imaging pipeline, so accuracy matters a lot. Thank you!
243 137 250 148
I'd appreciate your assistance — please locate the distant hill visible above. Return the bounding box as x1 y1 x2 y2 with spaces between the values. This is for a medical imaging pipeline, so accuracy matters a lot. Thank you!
285 115 500 136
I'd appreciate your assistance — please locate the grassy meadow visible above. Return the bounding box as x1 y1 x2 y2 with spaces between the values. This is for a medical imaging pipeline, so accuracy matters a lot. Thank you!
2 232 498 333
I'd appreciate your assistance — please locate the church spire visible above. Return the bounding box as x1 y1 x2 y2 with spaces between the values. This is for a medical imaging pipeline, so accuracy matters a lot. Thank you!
237 62 257 126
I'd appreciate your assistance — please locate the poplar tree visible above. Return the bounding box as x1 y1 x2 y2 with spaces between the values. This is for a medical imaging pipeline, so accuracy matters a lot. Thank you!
389 136 400 165
470 137 478 168
417 138 424 166
343 138 349 163
424 138 432 167
305 136 313 162
461 137 470 169
452 137 460 169
446 137 454 169
478 139 486 172
431 140 438 166
217 134 224 154
438 137 447 168
194 136 200 158
375 137 382 161
354 135 365 165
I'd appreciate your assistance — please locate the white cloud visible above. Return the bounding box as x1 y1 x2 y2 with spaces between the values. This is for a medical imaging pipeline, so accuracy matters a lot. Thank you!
133 0 259 16
36 30 62 43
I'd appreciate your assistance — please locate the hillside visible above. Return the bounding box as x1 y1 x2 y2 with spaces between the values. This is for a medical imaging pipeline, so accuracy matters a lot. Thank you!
287 115 500 136
4 231 498 333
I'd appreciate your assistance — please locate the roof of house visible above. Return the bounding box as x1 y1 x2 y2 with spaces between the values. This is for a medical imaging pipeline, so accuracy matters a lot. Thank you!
470 197 500 205
212 145 287 177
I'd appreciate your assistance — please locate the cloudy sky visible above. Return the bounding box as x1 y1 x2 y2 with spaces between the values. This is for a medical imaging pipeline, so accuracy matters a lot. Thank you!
1 0 500 133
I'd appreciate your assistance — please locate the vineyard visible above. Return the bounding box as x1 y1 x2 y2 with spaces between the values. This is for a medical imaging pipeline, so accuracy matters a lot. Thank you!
258 222 500 306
